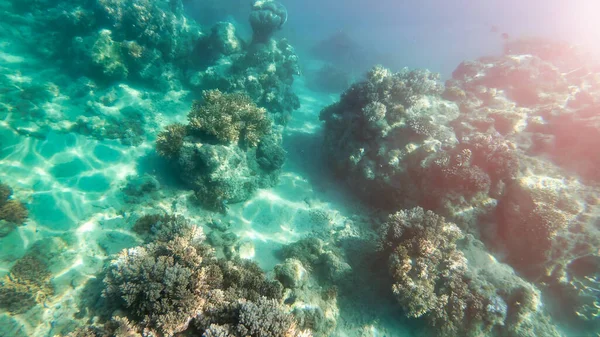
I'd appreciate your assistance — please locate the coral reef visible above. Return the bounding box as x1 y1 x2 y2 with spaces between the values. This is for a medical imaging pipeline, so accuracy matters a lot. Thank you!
320 65 502 214
379 207 562 337
189 22 300 122
320 49 600 337
436 42 600 333
156 93 284 212
73 215 310 337
273 258 339 337
279 238 351 284
155 123 188 158
9 0 201 89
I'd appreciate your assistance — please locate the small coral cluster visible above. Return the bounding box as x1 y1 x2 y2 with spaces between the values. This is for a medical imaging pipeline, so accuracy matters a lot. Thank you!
0 253 54 315
379 207 562 337
188 90 271 147
71 214 310 337
0 182 28 237
156 90 284 212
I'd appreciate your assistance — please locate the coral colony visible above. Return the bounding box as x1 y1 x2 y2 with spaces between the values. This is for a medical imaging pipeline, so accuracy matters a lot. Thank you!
0 1 598 337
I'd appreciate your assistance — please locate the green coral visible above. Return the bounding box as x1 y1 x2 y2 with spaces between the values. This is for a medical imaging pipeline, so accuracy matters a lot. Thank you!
156 123 187 158
188 89 271 147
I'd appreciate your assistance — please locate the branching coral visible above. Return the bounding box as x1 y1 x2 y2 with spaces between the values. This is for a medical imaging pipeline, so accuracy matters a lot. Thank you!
196 297 311 337
97 215 294 337
380 208 564 337
156 123 187 158
154 90 282 211
212 258 284 302
0 182 28 225
0 254 54 314
65 316 143 337
380 208 471 332
188 89 271 147
103 232 215 336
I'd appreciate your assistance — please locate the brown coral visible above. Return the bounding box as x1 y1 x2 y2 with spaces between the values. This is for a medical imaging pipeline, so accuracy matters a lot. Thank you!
0 182 12 204
0 182 27 225
0 254 54 314
381 208 491 336
188 89 271 147
103 234 215 336
156 123 187 158
0 199 28 224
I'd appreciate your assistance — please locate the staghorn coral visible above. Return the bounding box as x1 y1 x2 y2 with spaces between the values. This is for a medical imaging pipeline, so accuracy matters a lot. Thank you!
188 90 271 147
131 213 205 245
71 214 305 337
156 123 187 158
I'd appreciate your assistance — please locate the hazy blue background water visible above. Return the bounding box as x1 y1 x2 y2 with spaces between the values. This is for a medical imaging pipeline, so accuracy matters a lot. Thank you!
187 0 600 77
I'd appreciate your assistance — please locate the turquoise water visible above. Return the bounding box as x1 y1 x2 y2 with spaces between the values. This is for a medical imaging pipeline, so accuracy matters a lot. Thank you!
0 1 599 336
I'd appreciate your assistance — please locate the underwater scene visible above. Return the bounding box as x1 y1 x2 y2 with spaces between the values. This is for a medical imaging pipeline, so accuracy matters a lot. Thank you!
0 0 599 336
